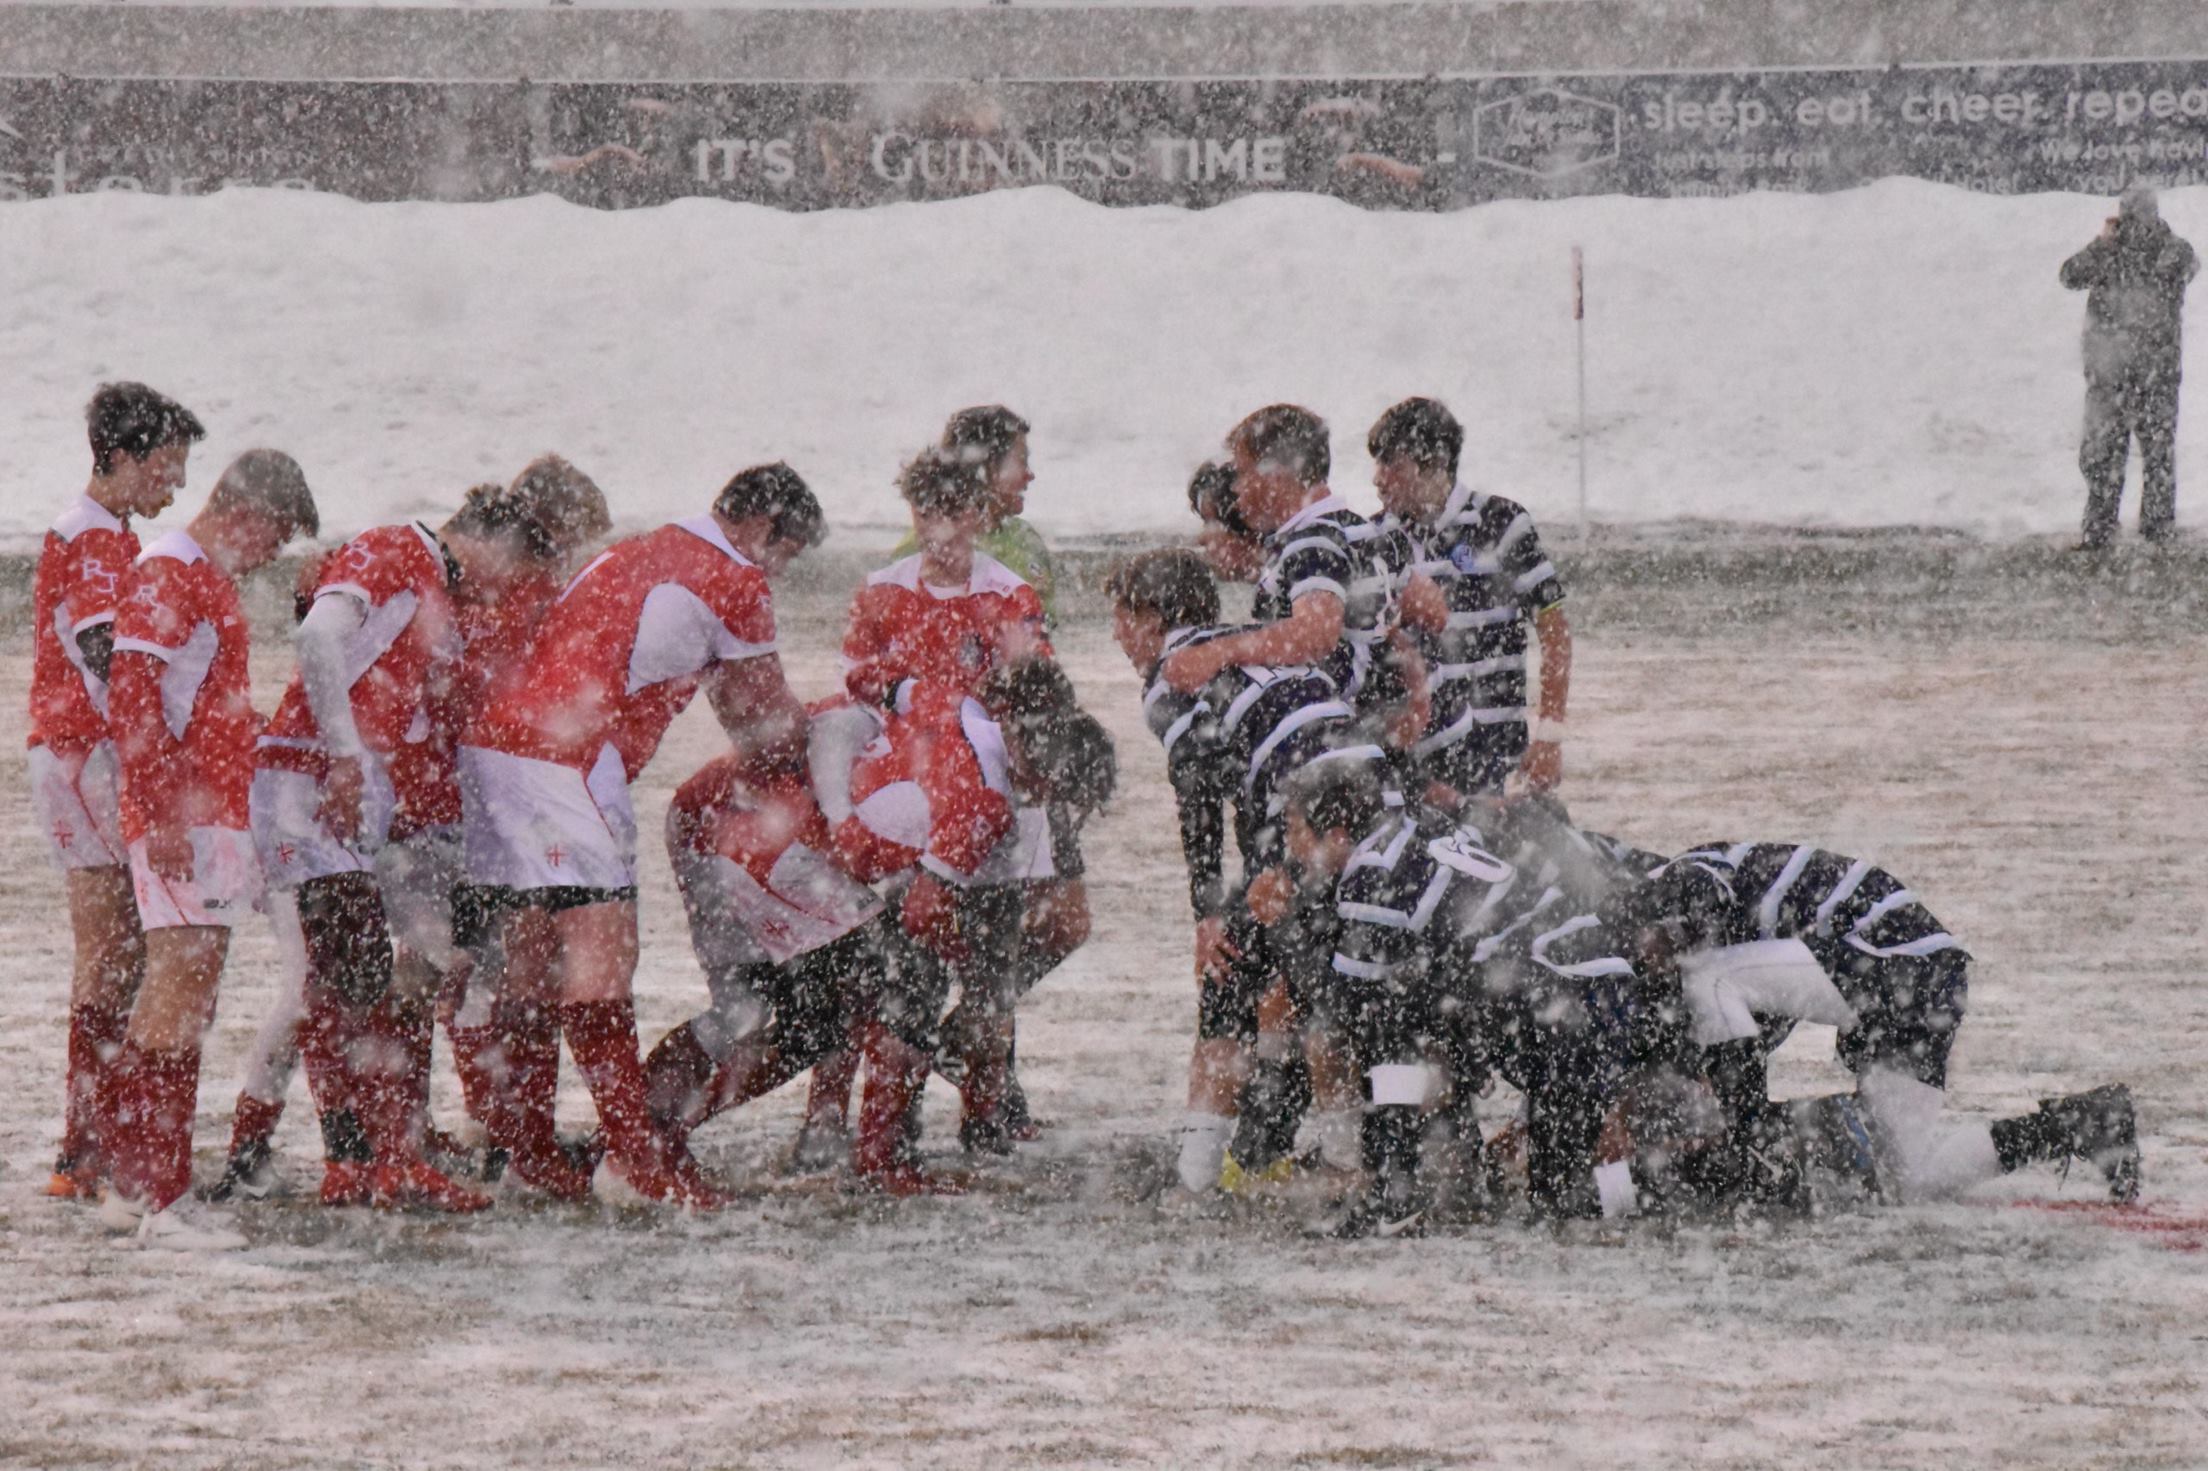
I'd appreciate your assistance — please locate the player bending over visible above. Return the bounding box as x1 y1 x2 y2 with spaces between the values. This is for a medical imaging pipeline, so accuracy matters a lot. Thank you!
461 464 824 1208
1545 843 2141 1217
1109 548 1390 1197
214 461 611 1199
96 450 318 1247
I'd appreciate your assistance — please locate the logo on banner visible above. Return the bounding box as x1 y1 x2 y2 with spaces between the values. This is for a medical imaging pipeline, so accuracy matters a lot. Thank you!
1473 88 1621 178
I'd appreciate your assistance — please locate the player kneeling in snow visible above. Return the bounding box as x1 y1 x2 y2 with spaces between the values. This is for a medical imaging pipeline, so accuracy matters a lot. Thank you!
1527 843 2140 1217
821 664 1114 1193
636 703 889 1154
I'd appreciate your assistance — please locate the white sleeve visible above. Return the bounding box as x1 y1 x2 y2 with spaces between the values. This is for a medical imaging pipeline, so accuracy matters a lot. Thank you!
296 590 371 759
806 704 881 827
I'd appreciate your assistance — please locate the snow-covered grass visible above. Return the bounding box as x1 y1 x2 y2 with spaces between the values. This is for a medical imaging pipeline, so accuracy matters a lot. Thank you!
4 179 2197 549
3 549 2207 1468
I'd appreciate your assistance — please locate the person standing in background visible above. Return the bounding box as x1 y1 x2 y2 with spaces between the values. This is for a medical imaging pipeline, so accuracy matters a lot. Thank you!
2062 187 2198 549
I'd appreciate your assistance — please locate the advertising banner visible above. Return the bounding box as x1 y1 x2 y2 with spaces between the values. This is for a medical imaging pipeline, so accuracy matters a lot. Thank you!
4 61 2206 210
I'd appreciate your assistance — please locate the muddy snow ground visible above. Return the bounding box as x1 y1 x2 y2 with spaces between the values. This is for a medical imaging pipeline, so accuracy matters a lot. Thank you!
1 531 2204 1469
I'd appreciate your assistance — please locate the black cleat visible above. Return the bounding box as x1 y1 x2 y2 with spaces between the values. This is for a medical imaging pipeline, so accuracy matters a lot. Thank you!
2041 1085 2141 1204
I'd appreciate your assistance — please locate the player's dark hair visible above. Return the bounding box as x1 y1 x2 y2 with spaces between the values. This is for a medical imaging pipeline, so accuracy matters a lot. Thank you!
208 448 319 540
1186 460 1254 540
941 405 1030 472
1367 397 1463 479
717 461 827 548
444 481 563 562
1106 548 1220 630
1285 756 1389 839
86 382 206 476
509 454 611 555
897 446 993 519
1229 404 1330 486
1020 709 1118 815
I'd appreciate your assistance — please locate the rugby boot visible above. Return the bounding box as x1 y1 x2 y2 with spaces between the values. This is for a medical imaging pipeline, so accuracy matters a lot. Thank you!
371 1157 493 1214
45 1153 102 1201
1993 1084 2141 1203
205 1092 286 1202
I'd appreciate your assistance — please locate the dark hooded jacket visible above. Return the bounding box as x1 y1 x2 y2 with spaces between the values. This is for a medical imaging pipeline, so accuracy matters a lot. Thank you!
2061 192 2199 382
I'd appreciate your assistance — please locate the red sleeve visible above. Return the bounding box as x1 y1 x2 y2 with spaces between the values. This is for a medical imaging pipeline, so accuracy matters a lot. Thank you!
107 563 189 829
839 584 898 707
1010 584 1054 664
669 754 745 856
699 561 778 659
64 527 135 633
317 528 434 611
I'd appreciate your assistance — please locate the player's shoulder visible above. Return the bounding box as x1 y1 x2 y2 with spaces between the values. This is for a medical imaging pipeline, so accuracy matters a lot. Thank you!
49 495 128 547
864 553 927 591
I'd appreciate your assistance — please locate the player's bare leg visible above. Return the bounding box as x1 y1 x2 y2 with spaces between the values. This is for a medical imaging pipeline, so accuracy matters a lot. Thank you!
54 867 144 1197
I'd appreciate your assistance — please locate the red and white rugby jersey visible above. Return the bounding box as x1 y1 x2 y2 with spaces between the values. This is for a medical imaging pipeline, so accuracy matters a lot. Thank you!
467 515 778 779
389 568 565 837
839 551 1051 708
259 522 460 770
28 495 140 756
108 530 259 839
670 752 830 879
830 682 1015 887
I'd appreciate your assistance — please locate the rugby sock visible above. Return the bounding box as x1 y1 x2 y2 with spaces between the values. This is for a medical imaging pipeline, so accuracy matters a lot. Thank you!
1175 1111 1234 1193
61 1002 129 1170
804 1012 867 1129
446 1017 504 1133
642 1021 719 1138
297 983 361 1148
396 993 437 1145
226 1091 285 1163
558 999 665 1171
107 1042 203 1212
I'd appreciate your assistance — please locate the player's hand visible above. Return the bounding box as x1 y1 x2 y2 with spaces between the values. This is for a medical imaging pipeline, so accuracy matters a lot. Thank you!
1518 738 1563 793
1399 572 1449 636
1245 867 1295 927
319 755 366 843
146 822 194 884
1162 643 1227 695
1193 914 1239 986
1385 693 1431 751
900 872 969 964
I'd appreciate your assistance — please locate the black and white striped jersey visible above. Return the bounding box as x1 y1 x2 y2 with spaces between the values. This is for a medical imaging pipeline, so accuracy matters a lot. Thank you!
1328 805 1552 996
1386 486 1564 772
1665 842 1968 962
1141 625 1378 919
1251 494 1409 704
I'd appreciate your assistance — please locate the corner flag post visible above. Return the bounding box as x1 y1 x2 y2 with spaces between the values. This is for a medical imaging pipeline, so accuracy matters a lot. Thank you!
1573 245 1589 527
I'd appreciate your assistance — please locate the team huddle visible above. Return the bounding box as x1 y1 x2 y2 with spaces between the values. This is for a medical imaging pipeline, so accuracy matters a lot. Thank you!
31 384 2140 1249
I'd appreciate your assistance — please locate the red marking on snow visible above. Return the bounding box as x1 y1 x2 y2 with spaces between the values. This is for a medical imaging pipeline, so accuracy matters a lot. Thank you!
2007 1200 2208 1251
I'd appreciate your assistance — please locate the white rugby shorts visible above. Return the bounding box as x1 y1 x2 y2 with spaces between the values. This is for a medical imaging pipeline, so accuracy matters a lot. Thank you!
460 743 637 893
29 741 126 870
676 841 883 970
129 825 264 931
250 758 398 890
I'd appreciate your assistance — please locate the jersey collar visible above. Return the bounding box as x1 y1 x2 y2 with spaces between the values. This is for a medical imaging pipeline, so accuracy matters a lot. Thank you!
412 521 462 588
674 513 758 568
139 528 208 566
1271 491 1347 541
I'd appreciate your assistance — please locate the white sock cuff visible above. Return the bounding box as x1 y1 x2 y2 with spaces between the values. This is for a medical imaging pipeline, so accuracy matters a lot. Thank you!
1368 1063 1438 1108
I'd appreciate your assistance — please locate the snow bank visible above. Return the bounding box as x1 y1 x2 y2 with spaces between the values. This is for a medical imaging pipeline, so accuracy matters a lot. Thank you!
3 179 2197 546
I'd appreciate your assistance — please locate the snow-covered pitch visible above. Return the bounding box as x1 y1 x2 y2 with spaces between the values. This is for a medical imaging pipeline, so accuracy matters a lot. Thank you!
3 184 2206 1467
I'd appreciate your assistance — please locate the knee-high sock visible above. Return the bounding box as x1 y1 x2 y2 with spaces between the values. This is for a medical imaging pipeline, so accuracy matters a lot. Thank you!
107 1041 203 1212
559 999 665 1169
62 1002 129 1166
1855 1067 2000 1202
